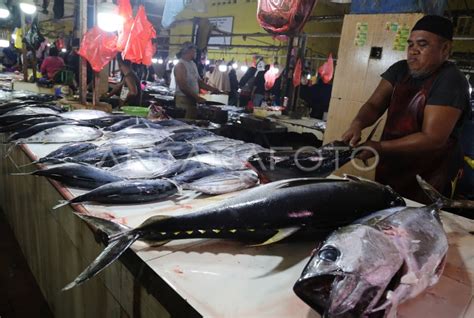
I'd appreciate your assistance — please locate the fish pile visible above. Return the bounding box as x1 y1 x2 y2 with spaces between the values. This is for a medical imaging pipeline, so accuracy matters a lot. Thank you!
293 176 474 317
1 99 268 207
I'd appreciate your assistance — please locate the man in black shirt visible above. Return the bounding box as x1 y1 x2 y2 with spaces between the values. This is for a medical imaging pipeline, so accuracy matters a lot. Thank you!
342 15 471 203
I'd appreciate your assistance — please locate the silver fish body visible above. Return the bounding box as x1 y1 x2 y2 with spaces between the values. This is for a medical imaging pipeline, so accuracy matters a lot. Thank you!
59 109 110 120
293 177 472 318
16 125 103 143
188 153 247 170
100 133 170 149
183 170 259 194
0 106 60 117
106 157 175 179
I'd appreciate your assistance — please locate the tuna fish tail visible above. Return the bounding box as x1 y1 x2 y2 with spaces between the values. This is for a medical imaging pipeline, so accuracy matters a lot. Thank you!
62 233 140 291
18 161 38 168
416 175 474 210
52 200 71 210
10 172 34 176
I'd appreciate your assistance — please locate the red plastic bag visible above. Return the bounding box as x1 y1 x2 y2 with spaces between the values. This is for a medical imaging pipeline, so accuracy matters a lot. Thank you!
257 0 317 35
78 26 118 72
116 0 133 52
122 5 156 65
264 64 281 91
293 58 302 87
318 53 334 84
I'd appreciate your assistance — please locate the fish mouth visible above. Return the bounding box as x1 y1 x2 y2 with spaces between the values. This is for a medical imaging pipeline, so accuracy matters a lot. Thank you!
294 273 382 318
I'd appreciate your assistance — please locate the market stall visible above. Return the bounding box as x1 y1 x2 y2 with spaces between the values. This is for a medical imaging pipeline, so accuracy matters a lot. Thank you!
1 128 473 317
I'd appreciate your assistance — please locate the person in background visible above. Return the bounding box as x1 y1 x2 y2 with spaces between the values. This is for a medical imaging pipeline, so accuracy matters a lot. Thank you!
341 15 471 203
173 42 221 119
252 64 270 107
103 54 142 107
40 47 65 80
228 62 239 106
0 45 19 71
238 66 257 108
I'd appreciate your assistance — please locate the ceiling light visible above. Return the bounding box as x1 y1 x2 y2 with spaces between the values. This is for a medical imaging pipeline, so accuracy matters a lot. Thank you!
157 58 164 64
0 39 9 47
218 64 227 72
240 65 248 72
19 0 36 14
173 59 179 65
97 2 124 32
61 48 67 53
232 62 238 69
151 58 158 64
205 59 210 65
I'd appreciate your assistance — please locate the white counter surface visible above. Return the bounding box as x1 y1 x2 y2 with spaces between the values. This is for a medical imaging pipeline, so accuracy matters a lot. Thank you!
17 142 474 317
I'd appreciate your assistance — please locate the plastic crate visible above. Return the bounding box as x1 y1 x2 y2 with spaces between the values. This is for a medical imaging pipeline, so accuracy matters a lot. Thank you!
121 106 149 117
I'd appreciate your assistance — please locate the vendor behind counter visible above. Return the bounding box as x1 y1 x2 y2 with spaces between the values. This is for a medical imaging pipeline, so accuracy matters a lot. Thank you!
102 54 142 108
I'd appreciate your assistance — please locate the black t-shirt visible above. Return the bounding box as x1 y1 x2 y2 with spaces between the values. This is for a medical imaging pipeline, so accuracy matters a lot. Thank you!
381 60 471 138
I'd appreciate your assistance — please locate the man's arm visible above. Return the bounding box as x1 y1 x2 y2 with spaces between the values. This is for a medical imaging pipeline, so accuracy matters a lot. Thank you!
198 78 221 94
378 105 461 155
175 63 203 101
122 75 138 104
106 81 124 97
342 79 393 145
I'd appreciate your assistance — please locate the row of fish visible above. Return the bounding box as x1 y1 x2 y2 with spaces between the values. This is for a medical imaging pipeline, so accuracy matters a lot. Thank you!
2 95 466 317
1 103 266 208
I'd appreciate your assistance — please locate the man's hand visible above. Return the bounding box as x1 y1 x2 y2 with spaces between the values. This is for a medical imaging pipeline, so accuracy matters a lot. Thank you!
342 122 363 147
354 140 382 166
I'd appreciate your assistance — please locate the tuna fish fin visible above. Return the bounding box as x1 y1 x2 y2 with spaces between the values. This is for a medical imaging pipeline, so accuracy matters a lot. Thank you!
52 200 70 210
62 233 140 291
416 175 474 210
162 177 183 193
74 213 131 237
18 161 38 168
249 226 301 246
10 172 34 176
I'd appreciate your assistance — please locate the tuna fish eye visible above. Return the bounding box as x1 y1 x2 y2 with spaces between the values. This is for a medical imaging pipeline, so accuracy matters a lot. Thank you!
318 246 340 262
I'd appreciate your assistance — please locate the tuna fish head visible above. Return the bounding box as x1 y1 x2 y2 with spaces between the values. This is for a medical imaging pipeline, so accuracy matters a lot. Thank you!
294 225 403 317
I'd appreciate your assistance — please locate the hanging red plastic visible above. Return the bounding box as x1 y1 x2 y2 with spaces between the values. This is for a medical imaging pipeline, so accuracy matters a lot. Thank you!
318 53 334 84
293 58 302 87
78 26 118 72
116 0 133 52
122 5 156 65
257 0 317 35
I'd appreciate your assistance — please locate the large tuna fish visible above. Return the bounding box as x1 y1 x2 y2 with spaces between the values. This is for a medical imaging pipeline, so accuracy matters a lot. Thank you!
293 176 474 318
62 176 405 290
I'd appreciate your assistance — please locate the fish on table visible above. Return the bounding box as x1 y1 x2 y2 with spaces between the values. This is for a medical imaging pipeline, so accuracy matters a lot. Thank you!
293 176 474 318
61 176 405 290
182 169 259 194
12 124 103 144
53 179 179 209
12 163 124 189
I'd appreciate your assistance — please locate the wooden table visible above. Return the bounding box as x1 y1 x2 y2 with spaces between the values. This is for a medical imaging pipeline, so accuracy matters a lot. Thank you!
0 138 473 318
